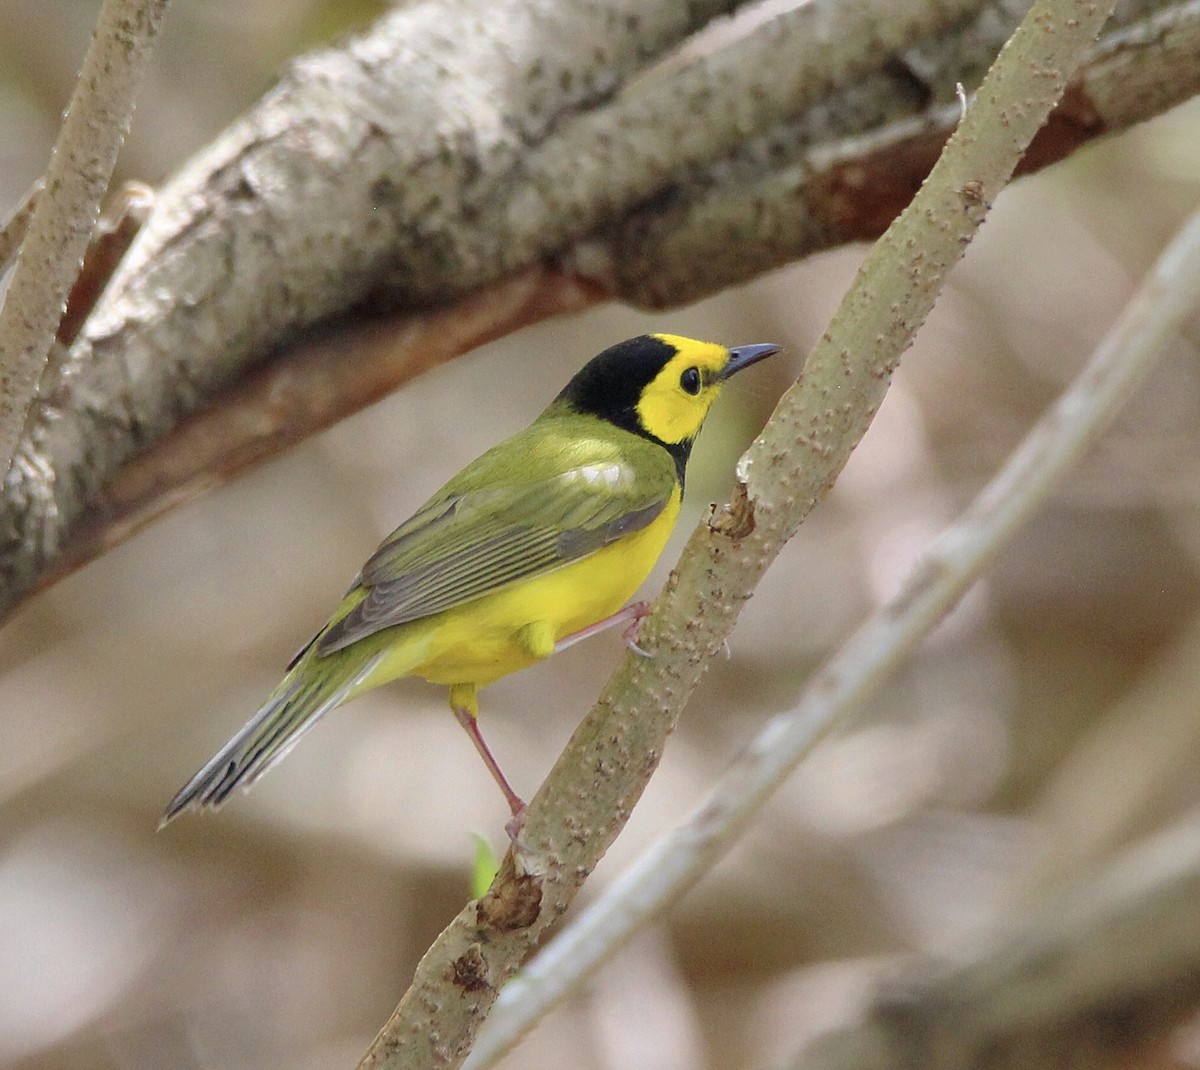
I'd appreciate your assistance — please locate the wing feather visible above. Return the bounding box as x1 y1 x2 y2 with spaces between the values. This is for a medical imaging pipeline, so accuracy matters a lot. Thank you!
317 453 673 654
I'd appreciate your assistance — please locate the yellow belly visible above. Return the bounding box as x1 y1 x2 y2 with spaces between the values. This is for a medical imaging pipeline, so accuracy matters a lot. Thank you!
362 488 681 691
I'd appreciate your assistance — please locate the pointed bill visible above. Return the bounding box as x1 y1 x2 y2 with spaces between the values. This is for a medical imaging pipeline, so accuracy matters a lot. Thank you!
722 343 780 379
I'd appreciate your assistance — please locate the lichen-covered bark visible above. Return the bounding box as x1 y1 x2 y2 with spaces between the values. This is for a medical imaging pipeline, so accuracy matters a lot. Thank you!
0 0 747 593
1 0 1194 614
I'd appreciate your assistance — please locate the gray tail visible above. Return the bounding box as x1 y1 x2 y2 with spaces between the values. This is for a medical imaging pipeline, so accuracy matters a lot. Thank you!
160 652 381 827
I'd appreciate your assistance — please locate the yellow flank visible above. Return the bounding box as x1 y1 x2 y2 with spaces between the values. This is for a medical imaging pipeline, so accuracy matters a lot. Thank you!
360 487 682 692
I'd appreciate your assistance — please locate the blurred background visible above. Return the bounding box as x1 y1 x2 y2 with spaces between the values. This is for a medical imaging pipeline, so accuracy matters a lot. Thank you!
2 1 1200 1068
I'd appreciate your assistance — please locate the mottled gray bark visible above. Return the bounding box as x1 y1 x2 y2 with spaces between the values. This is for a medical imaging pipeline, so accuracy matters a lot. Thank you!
1 0 1195 616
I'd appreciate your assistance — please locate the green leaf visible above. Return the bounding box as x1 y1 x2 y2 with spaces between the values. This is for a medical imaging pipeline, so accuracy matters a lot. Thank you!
471 834 501 899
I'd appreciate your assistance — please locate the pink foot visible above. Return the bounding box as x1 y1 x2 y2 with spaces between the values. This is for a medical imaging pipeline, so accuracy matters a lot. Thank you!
621 603 652 658
505 804 528 842
554 601 653 656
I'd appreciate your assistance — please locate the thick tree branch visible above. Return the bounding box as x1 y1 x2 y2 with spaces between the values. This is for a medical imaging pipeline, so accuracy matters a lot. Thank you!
0 0 169 470
475 0 989 263
27 268 602 597
56 181 154 349
0 0 750 606
3 0 1196 623
466 195 1200 1070
601 0 1200 306
352 1 1115 1066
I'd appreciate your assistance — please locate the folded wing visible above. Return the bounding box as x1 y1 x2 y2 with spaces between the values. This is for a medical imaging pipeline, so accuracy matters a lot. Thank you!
317 457 672 654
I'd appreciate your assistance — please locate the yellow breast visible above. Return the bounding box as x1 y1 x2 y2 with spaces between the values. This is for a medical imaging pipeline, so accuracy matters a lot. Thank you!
380 487 682 689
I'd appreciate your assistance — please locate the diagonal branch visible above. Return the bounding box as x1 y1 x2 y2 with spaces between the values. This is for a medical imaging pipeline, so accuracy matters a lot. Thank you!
603 0 1200 306
466 193 1200 1070
353 1 1116 1067
26 267 602 598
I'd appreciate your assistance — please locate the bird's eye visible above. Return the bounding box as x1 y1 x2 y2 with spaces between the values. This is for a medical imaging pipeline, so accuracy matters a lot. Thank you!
680 367 701 395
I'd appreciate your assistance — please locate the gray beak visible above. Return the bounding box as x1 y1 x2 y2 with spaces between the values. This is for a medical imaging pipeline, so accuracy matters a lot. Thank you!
722 343 780 380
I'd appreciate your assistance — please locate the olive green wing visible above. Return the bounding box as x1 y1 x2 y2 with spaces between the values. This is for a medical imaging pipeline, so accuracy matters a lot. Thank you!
316 449 676 654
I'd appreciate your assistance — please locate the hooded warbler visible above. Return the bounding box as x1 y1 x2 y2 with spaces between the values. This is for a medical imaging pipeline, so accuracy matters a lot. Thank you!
162 333 778 832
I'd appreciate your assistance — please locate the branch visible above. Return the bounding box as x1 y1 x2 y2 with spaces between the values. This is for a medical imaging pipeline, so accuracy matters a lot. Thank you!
0 0 169 471
353 1 1116 1066
4 0 1195 623
483 0 990 263
600 0 1200 306
27 267 602 597
0 0 753 607
466 188 1200 1070
56 181 155 349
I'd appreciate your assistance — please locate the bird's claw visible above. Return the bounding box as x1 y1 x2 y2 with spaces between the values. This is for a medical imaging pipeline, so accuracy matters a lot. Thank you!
505 804 527 843
622 602 653 658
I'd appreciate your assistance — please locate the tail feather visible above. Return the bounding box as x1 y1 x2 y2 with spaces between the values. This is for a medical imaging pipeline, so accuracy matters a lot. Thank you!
160 652 382 827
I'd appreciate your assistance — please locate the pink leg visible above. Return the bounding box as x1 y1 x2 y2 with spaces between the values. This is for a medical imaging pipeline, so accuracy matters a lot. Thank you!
453 702 527 839
554 601 653 657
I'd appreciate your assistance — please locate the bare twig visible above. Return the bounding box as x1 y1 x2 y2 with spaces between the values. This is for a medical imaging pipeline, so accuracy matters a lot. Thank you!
466 193 1200 1070
0 0 170 472
354 1 1116 1067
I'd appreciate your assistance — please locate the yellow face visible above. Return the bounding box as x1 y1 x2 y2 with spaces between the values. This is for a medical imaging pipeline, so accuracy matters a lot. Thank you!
634 334 733 445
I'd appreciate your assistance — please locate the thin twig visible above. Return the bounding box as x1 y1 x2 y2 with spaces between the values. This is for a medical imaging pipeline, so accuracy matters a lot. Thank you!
466 195 1200 1070
0 0 170 473
355 1 1115 1067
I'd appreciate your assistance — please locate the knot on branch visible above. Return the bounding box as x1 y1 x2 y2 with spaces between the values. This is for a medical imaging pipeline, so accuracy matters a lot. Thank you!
709 481 756 541
477 866 543 932
449 945 490 993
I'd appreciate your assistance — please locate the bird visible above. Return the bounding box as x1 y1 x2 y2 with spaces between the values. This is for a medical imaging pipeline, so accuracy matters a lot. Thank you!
161 333 779 834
